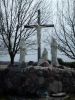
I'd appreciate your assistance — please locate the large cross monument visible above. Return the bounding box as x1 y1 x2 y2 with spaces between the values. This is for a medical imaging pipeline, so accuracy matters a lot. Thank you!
24 10 54 61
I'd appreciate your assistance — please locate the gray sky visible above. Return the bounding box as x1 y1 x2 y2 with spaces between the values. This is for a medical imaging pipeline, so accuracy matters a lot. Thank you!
0 0 74 62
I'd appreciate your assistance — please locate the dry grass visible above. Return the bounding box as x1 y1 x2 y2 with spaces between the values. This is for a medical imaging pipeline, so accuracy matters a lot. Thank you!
64 95 75 100
0 65 8 70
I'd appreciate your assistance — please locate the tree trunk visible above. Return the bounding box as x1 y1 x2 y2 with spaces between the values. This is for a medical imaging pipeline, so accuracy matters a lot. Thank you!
9 52 15 66
10 56 14 65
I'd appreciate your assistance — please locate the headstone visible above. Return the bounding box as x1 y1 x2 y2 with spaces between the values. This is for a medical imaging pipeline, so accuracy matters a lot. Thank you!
51 37 58 66
19 38 26 63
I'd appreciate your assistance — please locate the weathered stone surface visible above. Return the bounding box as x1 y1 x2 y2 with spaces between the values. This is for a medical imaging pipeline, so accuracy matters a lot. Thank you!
51 37 59 66
0 65 75 97
19 38 26 63
38 60 50 67
49 80 62 93
42 48 48 60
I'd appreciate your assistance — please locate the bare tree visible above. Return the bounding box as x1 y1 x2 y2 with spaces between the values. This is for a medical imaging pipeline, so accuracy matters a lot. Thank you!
53 0 75 60
0 0 41 65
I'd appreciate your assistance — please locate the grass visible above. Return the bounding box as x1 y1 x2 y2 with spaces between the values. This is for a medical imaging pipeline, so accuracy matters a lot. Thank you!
0 95 75 100
64 95 75 100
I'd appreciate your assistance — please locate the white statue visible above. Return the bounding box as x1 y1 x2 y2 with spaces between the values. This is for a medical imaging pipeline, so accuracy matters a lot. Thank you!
38 48 48 66
51 37 58 66
19 38 26 63
42 48 48 60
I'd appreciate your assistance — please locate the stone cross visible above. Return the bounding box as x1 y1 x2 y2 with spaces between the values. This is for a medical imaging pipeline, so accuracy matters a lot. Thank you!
24 9 54 61
19 38 26 63
51 37 58 66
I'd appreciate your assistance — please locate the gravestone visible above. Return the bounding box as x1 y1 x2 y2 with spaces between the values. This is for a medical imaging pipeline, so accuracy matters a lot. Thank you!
19 38 26 63
51 37 58 66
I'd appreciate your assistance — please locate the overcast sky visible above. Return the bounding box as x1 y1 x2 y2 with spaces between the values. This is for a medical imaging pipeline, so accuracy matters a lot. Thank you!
0 0 74 62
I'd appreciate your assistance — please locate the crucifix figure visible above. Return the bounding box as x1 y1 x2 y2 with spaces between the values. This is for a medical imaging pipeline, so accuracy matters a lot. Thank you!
24 9 54 61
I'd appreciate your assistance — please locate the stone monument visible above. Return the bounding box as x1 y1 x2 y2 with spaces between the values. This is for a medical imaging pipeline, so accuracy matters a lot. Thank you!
24 10 54 61
38 48 49 66
19 38 26 63
51 37 58 66
42 48 48 60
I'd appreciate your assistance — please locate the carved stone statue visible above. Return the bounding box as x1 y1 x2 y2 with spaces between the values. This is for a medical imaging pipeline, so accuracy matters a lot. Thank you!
19 38 26 63
51 37 58 66
42 48 48 60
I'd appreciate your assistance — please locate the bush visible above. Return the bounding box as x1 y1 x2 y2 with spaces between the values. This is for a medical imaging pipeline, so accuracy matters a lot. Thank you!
57 58 75 68
20 62 27 68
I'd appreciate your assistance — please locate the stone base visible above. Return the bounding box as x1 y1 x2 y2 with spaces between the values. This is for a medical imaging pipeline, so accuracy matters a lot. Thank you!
0 65 75 97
